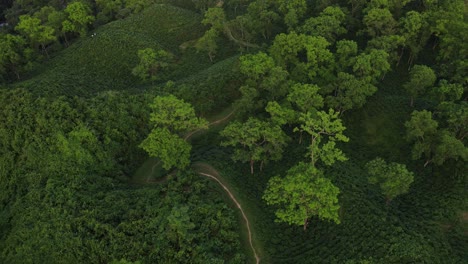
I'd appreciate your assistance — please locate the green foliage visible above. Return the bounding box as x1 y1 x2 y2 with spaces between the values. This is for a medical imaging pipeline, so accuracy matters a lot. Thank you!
269 32 334 83
366 157 414 203
362 8 397 37
63 1 95 37
301 6 347 43
352 49 391 83
196 28 219 61
0 34 34 81
287 83 324 113
277 0 307 30
220 118 289 174
405 110 438 161
295 109 349 166
430 79 464 102
325 72 378 113
15 14 56 53
263 162 340 230
132 48 173 82
14 4 209 96
140 127 191 170
140 95 207 170
405 107 468 167
403 64 436 105
148 94 208 133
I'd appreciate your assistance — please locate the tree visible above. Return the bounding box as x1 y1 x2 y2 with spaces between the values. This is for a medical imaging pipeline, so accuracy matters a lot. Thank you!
140 95 207 170
239 52 289 99
295 109 349 166
269 32 334 83
366 34 405 65
362 8 397 37
366 157 414 204
244 0 281 39
32 6 68 45
140 128 192 170
277 0 307 30
403 65 436 107
430 79 463 103
352 49 390 83
125 0 155 13
399 11 428 65
286 83 324 113
0 34 34 80
263 162 340 230
335 40 358 72
62 1 95 37
15 15 56 57
96 0 126 23
301 6 347 43
324 72 377 113
195 28 218 61
220 118 289 174
132 48 173 82
265 101 297 126
405 110 439 166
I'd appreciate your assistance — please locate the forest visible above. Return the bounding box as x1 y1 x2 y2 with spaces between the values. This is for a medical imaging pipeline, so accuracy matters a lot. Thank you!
0 0 466 263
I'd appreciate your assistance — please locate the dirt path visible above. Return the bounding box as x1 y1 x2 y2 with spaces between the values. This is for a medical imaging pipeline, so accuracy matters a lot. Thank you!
184 110 235 140
133 108 261 263
194 163 260 264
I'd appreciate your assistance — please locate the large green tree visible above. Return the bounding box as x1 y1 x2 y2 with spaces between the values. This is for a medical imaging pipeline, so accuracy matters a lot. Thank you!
62 1 95 37
263 162 340 230
301 6 347 43
295 109 349 166
15 14 56 57
366 157 415 204
220 118 289 174
140 95 207 170
403 65 437 107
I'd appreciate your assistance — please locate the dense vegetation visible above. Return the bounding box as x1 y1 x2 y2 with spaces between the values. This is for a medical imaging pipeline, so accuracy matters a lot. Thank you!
1 0 466 263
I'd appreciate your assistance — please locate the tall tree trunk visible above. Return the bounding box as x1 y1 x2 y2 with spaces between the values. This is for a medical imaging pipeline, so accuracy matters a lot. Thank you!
424 159 432 167
250 159 254 174
42 43 49 59
303 218 309 231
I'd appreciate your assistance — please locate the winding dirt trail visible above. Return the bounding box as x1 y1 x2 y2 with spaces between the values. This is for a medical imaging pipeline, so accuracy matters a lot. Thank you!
135 109 261 263
145 110 235 183
194 163 260 264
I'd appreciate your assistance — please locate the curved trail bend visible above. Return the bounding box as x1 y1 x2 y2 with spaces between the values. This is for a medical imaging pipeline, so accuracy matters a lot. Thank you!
195 163 260 264
140 109 261 263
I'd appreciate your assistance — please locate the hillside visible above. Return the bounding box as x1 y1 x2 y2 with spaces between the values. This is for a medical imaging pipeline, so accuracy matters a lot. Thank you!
12 4 221 97
0 0 466 263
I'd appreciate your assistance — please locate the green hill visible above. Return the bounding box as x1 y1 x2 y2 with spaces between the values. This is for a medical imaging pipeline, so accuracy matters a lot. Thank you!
13 4 215 97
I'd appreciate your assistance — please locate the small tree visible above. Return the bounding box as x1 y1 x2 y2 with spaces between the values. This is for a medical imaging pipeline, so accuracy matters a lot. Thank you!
366 157 414 205
132 48 173 83
403 65 436 107
140 95 207 170
0 34 34 80
263 162 340 231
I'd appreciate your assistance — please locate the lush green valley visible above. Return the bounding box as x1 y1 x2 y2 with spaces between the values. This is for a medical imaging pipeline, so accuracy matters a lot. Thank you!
1 0 466 263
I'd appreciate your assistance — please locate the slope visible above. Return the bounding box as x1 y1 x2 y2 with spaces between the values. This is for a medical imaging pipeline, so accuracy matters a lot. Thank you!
12 4 215 97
